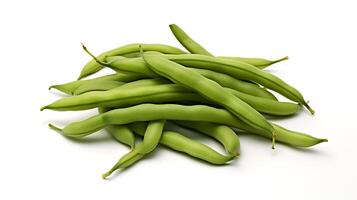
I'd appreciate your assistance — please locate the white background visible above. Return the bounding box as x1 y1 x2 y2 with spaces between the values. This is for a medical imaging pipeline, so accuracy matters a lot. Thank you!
0 0 356 199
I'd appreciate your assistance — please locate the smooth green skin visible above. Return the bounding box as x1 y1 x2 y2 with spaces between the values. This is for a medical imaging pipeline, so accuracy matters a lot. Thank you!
175 121 240 156
42 82 300 115
219 56 289 69
143 53 274 135
161 54 313 114
78 43 186 80
169 24 287 69
41 84 204 111
49 71 144 95
48 104 327 147
73 80 124 95
130 122 235 164
117 52 288 70
106 56 277 100
191 68 277 100
102 120 165 179
113 78 170 90
98 107 136 149
169 24 213 56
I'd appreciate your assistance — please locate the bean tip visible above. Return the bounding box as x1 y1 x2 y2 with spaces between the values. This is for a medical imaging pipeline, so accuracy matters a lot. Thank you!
48 123 62 132
102 172 110 179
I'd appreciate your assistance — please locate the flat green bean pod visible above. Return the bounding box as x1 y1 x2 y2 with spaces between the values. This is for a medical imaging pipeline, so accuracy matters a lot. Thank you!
48 104 326 148
42 83 300 115
169 24 213 56
161 53 313 114
78 43 186 80
102 120 165 178
175 121 240 156
49 71 144 95
219 56 289 69
98 107 136 148
41 84 204 111
191 68 277 100
104 56 277 100
143 53 274 138
73 80 124 95
169 24 287 70
130 122 235 164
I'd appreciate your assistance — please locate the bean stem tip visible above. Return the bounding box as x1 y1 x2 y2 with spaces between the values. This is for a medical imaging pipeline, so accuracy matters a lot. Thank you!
48 123 62 132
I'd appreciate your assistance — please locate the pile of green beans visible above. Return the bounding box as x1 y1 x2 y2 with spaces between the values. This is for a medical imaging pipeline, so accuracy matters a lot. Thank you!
42 24 327 179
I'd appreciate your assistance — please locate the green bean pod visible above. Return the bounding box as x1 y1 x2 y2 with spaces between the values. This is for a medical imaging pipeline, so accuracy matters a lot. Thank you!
78 43 186 80
42 83 300 115
143 53 274 136
175 121 240 156
169 24 213 56
191 68 277 100
254 124 328 148
219 56 289 69
102 120 165 178
49 71 144 95
162 54 313 114
98 107 136 149
105 56 277 100
48 104 326 148
41 84 204 111
73 80 124 95
130 122 235 164
169 24 287 70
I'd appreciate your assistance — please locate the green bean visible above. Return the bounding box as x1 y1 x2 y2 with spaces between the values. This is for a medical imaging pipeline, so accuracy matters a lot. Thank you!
102 120 165 179
49 71 144 95
98 107 136 149
175 121 240 156
114 78 170 90
226 88 300 115
42 83 299 115
191 68 277 100
169 24 213 56
219 56 289 69
104 56 278 100
48 104 326 148
41 84 205 111
162 53 314 114
169 24 287 69
73 80 124 95
143 53 275 141
130 122 235 164
78 43 186 80
262 124 328 148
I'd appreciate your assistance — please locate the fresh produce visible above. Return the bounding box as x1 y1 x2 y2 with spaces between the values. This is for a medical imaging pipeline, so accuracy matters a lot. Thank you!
42 24 327 179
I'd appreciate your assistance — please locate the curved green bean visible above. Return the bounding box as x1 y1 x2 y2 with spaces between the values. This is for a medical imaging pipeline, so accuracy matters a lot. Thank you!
191 68 277 100
102 120 165 178
104 56 278 100
130 122 235 164
48 104 326 148
220 56 289 69
49 71 144 95
143 53 274 138
98 107 136 149
42 83 300 115
162 53 313 114
78 43 186 80
175 121 240 156
169 24 213 56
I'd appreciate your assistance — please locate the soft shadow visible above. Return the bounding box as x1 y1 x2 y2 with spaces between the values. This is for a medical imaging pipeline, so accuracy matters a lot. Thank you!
48 89 70 97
